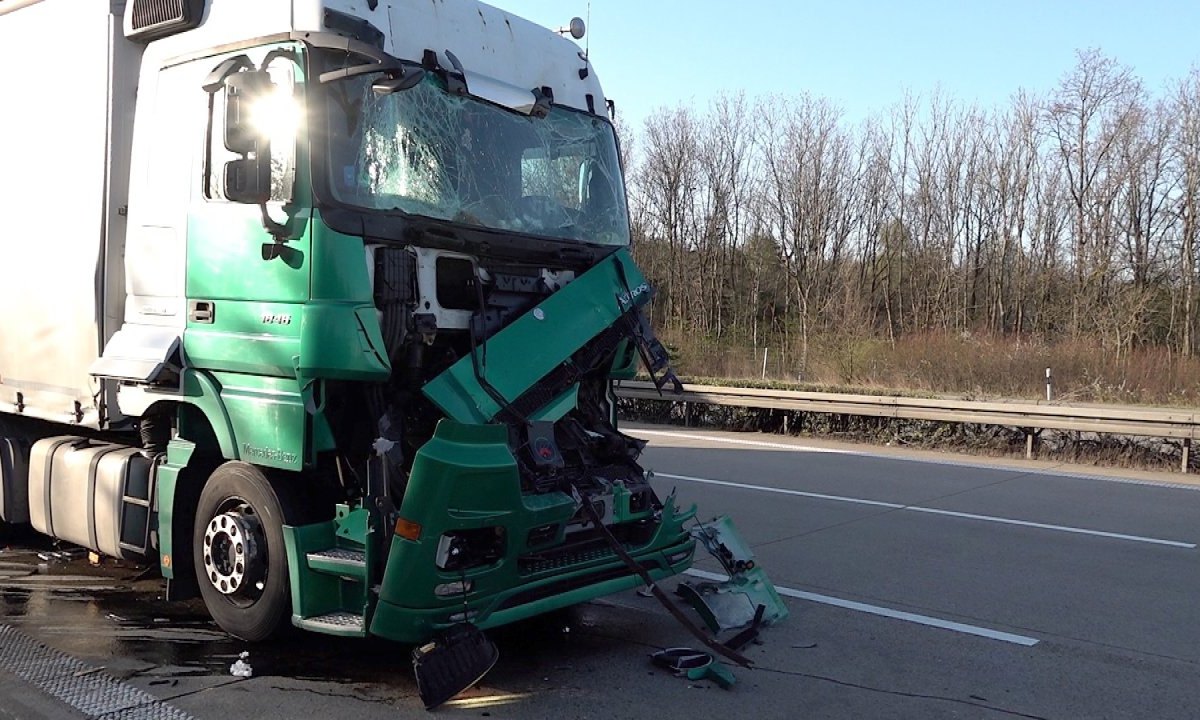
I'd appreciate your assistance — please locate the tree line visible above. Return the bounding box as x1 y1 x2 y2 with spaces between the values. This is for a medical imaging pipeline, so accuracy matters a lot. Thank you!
622 49 1200 381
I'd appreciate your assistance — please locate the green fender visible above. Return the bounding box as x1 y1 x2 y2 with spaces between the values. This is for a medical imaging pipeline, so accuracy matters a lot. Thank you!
156 368 337 579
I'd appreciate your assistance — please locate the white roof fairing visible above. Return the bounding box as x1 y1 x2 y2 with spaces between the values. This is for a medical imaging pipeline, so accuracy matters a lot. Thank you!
304 0 610 116
134 0 610 117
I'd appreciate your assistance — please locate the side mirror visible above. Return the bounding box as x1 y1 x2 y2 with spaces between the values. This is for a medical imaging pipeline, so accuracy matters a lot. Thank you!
224 154 271 205
222 71 273 205
223 71 272 153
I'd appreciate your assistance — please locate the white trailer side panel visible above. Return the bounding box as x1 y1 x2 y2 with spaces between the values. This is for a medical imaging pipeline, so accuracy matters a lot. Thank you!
0 0 138 427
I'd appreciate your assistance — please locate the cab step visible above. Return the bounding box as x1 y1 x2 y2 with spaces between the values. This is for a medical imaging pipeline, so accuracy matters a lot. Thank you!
306 548 366 579
293 611 365 637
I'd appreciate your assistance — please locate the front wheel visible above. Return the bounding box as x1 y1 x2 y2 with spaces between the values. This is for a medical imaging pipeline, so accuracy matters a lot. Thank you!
193 462 300 641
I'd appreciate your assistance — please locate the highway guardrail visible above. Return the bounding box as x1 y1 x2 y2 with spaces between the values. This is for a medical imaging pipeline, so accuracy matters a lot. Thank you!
614 381 1198 471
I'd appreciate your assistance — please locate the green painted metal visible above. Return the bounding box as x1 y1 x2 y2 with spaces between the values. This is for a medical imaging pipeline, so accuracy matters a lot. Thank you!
171 370 333 472
209 371 308 471
284 503 373 637
184 82 314 375
308 212 377 303
297 214 391 383
367 419 696 643
334 506 371 546
159 41 694 645
184 300 304 378
684 516 789 630
422 249 651 423
295 304 390 381
154 437 198 581
176 45 387 474
687 661 736 689
528 384 579 423
608 339 639 379
178 370 239 461
284 522 343 620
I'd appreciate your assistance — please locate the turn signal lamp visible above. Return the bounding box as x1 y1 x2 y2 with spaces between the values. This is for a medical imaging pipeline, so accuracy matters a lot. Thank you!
395 517 423 541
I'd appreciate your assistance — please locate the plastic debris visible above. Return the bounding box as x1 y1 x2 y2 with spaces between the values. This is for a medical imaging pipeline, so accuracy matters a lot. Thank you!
679 516 788 633
229 651 253 678
412 623 498 710
650 647 737 690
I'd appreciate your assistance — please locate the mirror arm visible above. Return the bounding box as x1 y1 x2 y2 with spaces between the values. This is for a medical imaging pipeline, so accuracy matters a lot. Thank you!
259 203 292 243
202 54 254 93
261 47 301 72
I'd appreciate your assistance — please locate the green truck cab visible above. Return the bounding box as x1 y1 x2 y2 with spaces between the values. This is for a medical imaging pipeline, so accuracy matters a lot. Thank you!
0 0 693 648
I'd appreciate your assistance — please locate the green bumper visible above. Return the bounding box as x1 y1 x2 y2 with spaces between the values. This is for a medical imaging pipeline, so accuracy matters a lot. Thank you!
369 526 695 644
367 420 695 644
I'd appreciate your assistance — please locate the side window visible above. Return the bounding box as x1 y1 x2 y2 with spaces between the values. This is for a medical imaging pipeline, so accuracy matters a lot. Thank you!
205 55 298 203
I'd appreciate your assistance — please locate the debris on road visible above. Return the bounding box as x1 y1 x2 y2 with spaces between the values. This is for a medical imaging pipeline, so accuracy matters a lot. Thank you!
650 647 737 690
679 516 788 632
229 651 253 678
412 623 498 710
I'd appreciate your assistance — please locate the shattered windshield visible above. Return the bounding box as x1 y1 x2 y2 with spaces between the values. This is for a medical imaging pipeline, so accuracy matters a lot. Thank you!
324 73 630 246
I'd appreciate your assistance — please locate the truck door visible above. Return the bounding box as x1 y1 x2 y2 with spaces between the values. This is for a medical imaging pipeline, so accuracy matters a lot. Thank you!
185 44 310 380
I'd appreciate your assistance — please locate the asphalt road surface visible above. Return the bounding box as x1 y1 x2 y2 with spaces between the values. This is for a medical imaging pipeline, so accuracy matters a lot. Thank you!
3 424 1200 719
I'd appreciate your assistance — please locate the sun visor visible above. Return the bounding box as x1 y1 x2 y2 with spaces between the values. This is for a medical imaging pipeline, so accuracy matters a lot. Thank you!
459 69 539 116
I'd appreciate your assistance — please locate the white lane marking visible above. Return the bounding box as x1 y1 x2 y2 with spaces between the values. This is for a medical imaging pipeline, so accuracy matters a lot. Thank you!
684 569 1040 647
633 429 1200 493
638 429 848 454
660 472 907 509
656 472 1197 549
902 506 1197 547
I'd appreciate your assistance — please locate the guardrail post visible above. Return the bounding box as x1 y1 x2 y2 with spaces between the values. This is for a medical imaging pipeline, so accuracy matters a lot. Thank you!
684 401 692 428
1183 439 1191 474
1025 431 1035 460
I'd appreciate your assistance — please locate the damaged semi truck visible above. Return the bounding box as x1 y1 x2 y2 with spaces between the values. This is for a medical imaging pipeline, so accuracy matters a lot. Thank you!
0 0 694 650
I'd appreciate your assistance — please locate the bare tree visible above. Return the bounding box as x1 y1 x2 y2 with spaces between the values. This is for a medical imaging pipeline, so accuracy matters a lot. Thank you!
1043 48 1144 335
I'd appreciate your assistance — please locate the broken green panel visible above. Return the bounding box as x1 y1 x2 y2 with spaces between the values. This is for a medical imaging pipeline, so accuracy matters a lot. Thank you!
423 249 650 423
681 516 788 632
687 660 736 689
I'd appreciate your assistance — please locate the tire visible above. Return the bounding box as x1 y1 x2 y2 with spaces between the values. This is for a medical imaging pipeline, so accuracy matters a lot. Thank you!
193 462 302 642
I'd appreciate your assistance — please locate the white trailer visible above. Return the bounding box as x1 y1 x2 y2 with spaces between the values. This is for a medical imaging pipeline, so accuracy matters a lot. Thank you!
0 0 140 429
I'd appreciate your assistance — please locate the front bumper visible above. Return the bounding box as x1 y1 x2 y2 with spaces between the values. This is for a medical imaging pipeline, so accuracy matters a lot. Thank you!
369 530 695 644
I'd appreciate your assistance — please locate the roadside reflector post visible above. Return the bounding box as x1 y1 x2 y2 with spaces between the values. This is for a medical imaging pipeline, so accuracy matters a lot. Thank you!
1045 367 1052 402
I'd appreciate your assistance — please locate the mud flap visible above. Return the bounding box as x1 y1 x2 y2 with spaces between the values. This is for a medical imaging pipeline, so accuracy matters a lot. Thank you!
412 623 499 710
680 516 789 633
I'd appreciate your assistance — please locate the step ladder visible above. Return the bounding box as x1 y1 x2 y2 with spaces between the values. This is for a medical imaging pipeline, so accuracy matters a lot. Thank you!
284 504 377 637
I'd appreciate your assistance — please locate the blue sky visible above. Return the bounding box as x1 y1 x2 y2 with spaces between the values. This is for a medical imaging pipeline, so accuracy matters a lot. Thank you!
502 1 1200 131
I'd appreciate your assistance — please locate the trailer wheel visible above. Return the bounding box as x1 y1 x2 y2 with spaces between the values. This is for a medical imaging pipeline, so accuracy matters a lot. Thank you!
194 462 300 642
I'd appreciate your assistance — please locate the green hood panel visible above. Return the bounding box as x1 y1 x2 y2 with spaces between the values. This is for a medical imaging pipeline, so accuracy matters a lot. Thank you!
423 248 650 423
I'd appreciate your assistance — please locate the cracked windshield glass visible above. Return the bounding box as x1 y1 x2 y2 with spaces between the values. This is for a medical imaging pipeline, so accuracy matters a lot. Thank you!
326 73 630 246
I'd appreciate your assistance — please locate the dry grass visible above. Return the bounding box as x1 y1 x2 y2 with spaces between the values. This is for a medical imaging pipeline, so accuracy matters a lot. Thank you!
659 330 1200 407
